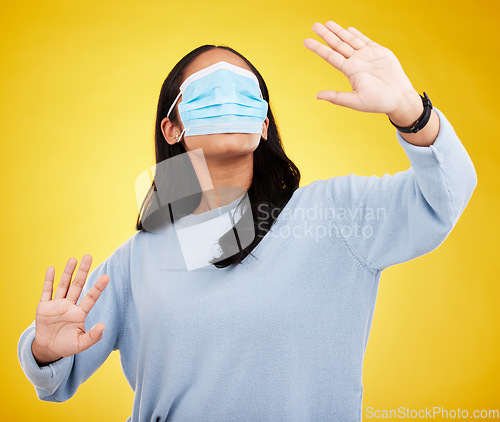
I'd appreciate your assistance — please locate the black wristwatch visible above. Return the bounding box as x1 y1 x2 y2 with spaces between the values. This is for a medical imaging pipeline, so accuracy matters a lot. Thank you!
388 92 433 133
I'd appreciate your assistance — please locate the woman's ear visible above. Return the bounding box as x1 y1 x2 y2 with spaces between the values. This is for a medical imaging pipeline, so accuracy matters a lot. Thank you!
161 117 181 145
262 117 269 140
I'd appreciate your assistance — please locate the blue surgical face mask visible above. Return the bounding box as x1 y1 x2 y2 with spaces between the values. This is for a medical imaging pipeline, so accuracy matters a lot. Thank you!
166 61 269 141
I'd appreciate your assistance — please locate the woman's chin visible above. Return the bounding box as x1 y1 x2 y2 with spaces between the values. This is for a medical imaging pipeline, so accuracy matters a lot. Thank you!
185 133 261 156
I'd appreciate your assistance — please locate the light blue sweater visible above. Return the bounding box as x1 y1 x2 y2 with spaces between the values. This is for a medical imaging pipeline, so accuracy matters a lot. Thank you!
18 107 477 421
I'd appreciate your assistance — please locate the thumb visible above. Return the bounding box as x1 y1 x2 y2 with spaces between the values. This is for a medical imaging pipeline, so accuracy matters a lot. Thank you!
317 90 361 110
79 323 106 352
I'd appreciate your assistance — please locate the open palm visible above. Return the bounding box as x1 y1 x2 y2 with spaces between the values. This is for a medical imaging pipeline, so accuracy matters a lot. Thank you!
303 21 417 114
32 254 110 363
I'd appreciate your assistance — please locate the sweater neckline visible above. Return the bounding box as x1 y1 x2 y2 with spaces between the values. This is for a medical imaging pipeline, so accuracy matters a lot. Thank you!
174 192 248 227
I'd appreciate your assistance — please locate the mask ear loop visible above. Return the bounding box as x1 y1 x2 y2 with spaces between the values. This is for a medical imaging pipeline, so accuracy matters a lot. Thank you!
167 90 185 144
167 91 182 119
174 128 185 143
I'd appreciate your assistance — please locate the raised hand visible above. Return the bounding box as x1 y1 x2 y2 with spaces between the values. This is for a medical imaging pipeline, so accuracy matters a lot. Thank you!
31 254 110 365
303 21 419 115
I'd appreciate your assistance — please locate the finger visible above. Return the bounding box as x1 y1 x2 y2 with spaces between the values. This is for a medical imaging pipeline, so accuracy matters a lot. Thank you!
311 22 355 59
303 38 346 72
53 257 78 300
66 254 93 303
78 274 110 315
324 20 367 50
346 26 376 46
41 266 55 302
317 90 364 110
78 322 105 352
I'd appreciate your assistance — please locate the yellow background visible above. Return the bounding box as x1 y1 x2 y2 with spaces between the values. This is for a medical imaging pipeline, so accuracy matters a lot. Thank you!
2 0 498 420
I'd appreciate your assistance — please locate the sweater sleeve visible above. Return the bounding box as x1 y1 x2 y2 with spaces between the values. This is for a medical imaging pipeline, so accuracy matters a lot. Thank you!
325 106 477 272
17 249 127 402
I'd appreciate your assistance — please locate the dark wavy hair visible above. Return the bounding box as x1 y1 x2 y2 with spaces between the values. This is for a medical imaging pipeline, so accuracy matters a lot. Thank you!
136 44 301 268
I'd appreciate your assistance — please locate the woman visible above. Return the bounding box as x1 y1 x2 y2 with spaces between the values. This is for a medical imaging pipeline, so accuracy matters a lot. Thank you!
18 20 477 421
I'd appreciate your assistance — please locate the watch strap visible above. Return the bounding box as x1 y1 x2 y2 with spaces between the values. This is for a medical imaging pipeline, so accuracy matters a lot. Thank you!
388 92 433 133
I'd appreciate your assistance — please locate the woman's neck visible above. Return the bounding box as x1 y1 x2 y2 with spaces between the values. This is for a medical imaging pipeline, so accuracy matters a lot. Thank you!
188 152 253 215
